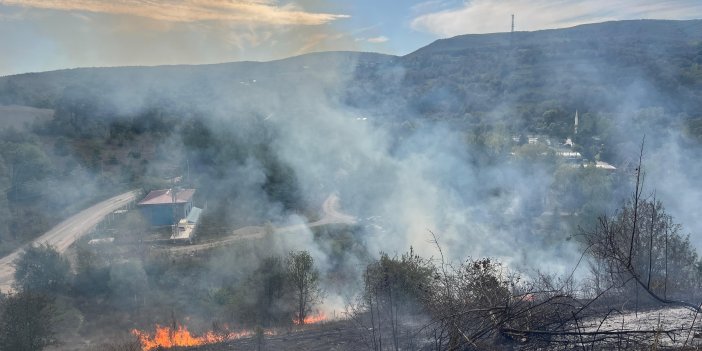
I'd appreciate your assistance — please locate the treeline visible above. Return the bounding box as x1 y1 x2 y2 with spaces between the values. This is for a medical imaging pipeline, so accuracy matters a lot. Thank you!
0 241 325 350
3 21 702 147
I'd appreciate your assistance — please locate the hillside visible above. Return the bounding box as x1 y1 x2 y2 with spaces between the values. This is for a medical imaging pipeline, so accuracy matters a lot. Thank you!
2 19 702 351
360 19 702 124
1 20 700 142
0 19 700 252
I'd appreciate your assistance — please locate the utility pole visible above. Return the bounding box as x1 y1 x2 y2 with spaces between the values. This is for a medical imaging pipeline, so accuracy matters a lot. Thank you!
171 185 177 238
509 14 516 48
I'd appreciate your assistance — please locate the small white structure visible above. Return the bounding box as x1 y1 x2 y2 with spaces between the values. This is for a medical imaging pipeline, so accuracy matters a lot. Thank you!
556 150 582 159
594 161 616 170
170 219 195 243
169 207 202 244
88 237 115 245
581 161 617 170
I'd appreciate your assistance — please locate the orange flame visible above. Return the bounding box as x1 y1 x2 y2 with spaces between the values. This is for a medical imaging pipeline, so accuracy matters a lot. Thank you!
131 324 253 351
293 312 327 325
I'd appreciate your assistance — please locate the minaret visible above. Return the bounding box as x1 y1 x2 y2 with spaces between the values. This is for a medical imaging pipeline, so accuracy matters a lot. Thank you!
574 110 579 135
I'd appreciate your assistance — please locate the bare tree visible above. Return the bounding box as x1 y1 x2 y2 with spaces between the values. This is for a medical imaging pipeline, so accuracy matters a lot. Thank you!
582 151 702 312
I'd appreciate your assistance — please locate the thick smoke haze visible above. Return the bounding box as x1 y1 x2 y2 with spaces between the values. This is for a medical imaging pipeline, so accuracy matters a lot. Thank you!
110 52 587 279
3 20 702 297
7 10 702 351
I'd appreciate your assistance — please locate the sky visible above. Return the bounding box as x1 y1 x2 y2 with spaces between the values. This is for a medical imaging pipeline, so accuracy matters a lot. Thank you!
1 0 702 76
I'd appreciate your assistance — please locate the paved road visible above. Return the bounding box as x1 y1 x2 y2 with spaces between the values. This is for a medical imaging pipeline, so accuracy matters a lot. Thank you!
0 190 140 292
163 193 356 253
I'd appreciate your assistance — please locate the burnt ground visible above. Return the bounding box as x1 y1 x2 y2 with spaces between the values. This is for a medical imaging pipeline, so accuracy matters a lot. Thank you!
174 320 365 351
170 307 702 351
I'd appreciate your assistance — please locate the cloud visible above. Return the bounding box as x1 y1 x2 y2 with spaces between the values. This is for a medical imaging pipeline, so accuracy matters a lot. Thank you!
367 35 389 43
410 0 461 14
0 0 349 25
411 0 702 37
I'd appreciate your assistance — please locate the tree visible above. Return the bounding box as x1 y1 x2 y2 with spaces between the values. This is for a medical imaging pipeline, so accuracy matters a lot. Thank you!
234 256 291 327
1 142 51 202
286 251 323 325
13 244 70 294
584 197 701 305
424 256 514 350
0 291 57 351
583 145 702 309
254 256 289 325
353 249 434 351
73 244 110 296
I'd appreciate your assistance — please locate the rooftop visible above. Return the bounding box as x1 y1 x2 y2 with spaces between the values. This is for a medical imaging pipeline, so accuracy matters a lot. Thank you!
186 207 202 223
138 188 195 206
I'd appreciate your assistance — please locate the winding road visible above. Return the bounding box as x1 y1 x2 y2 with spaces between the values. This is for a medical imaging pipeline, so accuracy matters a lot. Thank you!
0 190 140 292
0 191 354 290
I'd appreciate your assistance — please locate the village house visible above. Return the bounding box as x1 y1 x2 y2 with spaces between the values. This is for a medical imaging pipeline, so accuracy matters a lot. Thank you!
137 188 196 227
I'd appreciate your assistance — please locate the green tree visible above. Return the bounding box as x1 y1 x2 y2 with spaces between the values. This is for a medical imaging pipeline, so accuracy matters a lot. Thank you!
228 256 291 327
1 142 51 201
286 251 323 325
361 249 435 350
13 244 70 294
0 291 57 351
73 244 110 296
250 256 290 326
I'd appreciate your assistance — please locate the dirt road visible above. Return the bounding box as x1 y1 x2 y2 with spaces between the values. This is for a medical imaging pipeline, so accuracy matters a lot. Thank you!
0 190 139 292
162 193 356 253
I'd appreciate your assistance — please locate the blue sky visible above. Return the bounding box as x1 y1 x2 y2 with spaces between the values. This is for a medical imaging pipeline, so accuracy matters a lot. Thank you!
1 0 702 76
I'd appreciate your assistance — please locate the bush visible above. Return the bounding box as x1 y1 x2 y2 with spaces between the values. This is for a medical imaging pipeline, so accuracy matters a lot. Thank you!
13 244 70 294
0 291 57 351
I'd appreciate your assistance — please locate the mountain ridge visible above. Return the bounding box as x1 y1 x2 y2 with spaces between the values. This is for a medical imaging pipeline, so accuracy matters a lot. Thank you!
410 19 702 56
1 19 701 135
3 19 700 80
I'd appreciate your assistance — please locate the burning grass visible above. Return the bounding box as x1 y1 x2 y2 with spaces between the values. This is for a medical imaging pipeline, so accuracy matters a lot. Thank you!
293 312 327 325
131 324 256 351
132 314 329 350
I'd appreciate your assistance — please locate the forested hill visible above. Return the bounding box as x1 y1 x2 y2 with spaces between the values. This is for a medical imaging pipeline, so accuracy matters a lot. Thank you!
1 19 702 143
0 51 395 112
411 19 702 55
351 19 702 130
